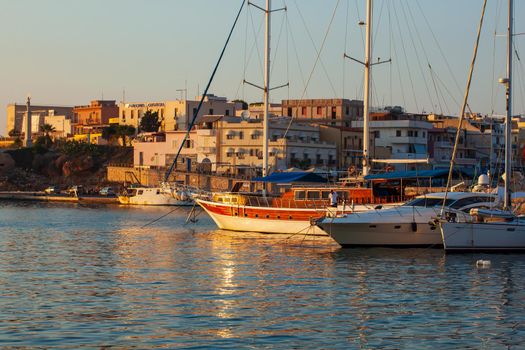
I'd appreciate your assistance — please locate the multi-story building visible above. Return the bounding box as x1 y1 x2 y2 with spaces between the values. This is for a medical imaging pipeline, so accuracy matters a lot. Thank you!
6 103 73 135
132 116 337 176
282 98 363 127
120 95 237 132
352 110 433 171
73 100 119 134
318 125 377 170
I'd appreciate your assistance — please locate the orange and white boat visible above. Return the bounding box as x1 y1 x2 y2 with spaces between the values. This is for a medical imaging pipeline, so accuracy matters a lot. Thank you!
195 185 402 235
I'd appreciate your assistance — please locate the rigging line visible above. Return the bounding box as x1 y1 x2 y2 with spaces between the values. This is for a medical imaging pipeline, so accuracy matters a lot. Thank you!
440 0 487 218
354 0 365 54
432 70 462 112
405 0 442 113
391 33 407 108
279 0 340 144
285 8 308 98
392 2 419 112
372 0 385 50
243 2 250 100
292 0 339 97
164 0 246 182
428 67 443 115
399 0 435 113
248 4 266 83
270 9 287 77
490 0 503 115
428 65 445 115
343 0 350 99
514 44 525 114
388 0 393 106
286 2 290 100
414 2 464 99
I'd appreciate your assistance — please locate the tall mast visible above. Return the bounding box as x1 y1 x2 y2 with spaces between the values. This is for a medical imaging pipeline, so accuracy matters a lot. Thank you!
262 0 271 177
362 0 372 176
504 0 513 209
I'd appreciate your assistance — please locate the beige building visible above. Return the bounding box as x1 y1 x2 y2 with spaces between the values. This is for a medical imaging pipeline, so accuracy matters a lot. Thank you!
120 95 238 132
132 116 337 176
282 98 363 127
6 103 73 135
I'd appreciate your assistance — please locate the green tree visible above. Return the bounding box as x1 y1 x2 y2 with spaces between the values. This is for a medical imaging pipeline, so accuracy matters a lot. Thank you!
115 125 136 146
102 125 118 144
40 123 56 147
139 110 162 132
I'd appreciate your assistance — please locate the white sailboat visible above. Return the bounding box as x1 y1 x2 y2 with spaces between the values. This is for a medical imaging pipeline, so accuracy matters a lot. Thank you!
439 0 525 252
319 191 497 247
118 183 193 206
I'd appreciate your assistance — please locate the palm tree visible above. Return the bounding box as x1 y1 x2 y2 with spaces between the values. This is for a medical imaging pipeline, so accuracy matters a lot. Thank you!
40 123 56 147
115 125 136 147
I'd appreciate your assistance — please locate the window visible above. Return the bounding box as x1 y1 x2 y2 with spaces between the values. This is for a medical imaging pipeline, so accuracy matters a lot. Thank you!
302 106 307 116
317 106 323 115
131 110 135 119
122 111 125 118
185 139 192 148
227 133 234 140
295 190 306 200
225 109 230 116
396 130 402 137
307 191 320 199
209 108 214 115
408 130 414 137
251 133 258 140
287 107 292 117
226 151 233 157
193 108 197 117
239 131 244 139
423 131 426 137
174 108 178 117
345 106 349 115
414 131 418 137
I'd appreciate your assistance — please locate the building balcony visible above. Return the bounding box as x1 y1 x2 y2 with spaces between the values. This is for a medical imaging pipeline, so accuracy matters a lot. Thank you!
197 129 216 136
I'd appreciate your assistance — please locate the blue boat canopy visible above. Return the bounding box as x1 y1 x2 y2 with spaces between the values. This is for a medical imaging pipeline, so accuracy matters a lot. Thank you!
253 171 328 183
364 168 473 181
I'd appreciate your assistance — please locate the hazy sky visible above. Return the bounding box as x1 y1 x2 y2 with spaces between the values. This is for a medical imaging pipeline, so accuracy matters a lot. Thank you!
0 0 524 135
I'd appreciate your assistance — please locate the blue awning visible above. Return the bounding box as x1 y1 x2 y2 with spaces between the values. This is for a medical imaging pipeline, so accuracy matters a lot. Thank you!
253 171 328 183
364 168 472 181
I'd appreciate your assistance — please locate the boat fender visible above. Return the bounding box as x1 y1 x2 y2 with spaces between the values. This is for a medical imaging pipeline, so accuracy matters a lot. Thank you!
374 205 383 210
411 222 417 232
476 260 491 268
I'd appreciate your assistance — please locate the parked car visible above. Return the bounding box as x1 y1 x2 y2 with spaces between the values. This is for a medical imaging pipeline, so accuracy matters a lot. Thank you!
66 185 84 196
44 186 60 194
99 187 115 196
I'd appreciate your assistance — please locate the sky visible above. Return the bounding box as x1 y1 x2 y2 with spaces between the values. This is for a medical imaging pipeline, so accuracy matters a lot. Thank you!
0 0 524 135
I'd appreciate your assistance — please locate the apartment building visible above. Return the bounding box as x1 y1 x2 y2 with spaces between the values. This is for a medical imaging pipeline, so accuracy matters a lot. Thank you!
120 95 238 132
6 103 73 135
282 98 363 127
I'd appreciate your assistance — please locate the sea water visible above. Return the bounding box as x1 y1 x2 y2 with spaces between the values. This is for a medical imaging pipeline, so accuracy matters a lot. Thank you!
0 202 524 348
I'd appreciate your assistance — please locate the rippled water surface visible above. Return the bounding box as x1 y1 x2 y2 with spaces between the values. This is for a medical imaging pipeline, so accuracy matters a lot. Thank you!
1 202 524 348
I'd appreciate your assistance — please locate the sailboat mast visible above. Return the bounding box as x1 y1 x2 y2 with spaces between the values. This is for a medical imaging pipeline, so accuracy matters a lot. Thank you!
504 0 513 209
262 0 271 177
362 0 372 177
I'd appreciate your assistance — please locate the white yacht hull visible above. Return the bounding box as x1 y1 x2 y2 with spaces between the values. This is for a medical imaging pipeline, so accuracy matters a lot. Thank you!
440 221 525 251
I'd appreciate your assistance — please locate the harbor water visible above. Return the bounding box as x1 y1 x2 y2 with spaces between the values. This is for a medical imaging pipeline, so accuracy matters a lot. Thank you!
1 202 524 348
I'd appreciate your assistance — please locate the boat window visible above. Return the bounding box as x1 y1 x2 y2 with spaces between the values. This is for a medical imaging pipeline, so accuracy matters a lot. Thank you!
307 191 320 199
295 191 306 200
231 197 238 203
137 190 143 195
156 189 160 194
403 197 454 207
449 196 493 209
321 191 331 199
